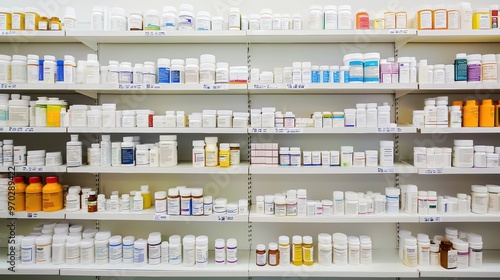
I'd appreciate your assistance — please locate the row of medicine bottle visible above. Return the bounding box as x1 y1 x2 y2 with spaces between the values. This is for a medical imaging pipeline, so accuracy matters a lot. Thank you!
192 137 240 167
0 176 63 213
66 134 178 168
400 228 482 269
0 94 67 128
0 53 249 85
252 55 416 85
251 103 393 129
0 140 62 167
418 54 500 84
251 142 394 168
256 233 372 267
16 224 238 266
413 143 500 169
413 97 500 128
0 7 75 31
66 106 249 129
399 184 500 215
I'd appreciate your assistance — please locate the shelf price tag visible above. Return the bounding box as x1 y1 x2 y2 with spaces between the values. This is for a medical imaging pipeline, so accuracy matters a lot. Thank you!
217 215 234 221
118 84 142 90
0 84 17 89
273 128 303 134
422 168 443 175
145 84 161 89
0 30 16 35
202 84 228 90
9 127 34 132
422 216 441 223
286 84 306 89
253 84 278 89
25 212 39 218
377 167 395 173
19 166 45 172
389 29 410 34
144 31 166 36
377 127 400 133
154 213 169 221
251 128 269 133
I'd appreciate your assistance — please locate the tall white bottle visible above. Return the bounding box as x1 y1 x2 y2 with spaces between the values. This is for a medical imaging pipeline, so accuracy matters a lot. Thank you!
66 134 82 167
101 135 112 166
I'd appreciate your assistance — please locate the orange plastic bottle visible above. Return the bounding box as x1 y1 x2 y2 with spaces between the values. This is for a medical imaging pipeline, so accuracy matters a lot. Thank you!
356 10 370 29
42 176 63 212
479 99 495 127
25 177 43 212
13 176 27 212
463 100 479 127
496 101 500 127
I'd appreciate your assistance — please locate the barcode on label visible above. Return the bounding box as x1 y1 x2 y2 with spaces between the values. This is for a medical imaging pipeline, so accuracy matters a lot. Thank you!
286 84 306 89
202 84 227 90
217 215 234 221
154 214 168 221
9 127 34 132
26 212 38 218
20 166 45 172
0 84 17 89
253 84 278 89
274 128 303 133
388 29 409 34
422 169 443 174
1 31 16 35
144 31 166 36
377 167 395 173
251 128 269 133
118 84 142 90
423 216 441 222
377 127 397 133
145 84 161 89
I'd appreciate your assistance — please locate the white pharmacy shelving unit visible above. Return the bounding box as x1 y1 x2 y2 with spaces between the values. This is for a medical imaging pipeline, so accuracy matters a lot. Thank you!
1 0 500 279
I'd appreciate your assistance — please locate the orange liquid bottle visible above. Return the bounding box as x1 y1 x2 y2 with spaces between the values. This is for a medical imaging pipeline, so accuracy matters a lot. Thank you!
356 10 370 29
42 176 63 212
25 177 43 212
13 176 27 212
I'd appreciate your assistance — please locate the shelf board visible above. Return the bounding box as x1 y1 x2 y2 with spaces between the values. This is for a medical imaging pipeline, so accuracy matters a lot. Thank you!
248 249 418 277
0 127 66 133
250 163 417 175
249 208 419 223
249 83 417 94
68 127 247 134
413 29 500 43
66 30 248 44
0 166 13 173
418 83 500 93
0 30 74 43
246 29 417 43
419 213 500 223
419 127 500 134
66 208 248 222
60 251 250 277
0 211 66 219
71 83 248 95
418 167 500 175
418 250 500 278
15 165 66 173
249 126 416 134
67 162 249 174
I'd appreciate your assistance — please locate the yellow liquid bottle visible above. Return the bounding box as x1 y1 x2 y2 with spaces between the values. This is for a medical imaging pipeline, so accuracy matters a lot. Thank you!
302 236 314 266
292 235 303 266
141 185 151 209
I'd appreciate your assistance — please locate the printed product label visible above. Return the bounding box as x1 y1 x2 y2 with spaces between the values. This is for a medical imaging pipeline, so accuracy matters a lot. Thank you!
158 67 170 83
171 70 181 83
149 244 161 259
134 247 145 263
121 147 134 165
348 61 364 82
467 64 481 82
364 61 380 82
96 245 109 261
109 244 122 260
